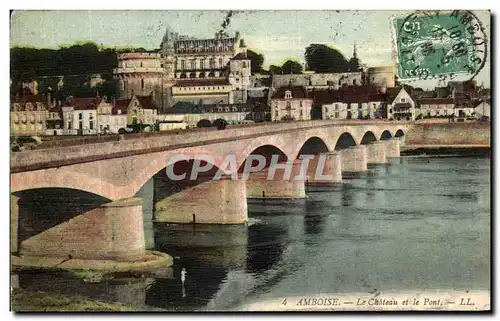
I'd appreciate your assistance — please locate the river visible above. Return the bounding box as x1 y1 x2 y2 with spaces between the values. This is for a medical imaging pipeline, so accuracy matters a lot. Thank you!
15 154 491 311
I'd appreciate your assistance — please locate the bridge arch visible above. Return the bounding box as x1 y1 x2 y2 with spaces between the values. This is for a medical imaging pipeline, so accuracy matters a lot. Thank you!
11 170 120 200
359 131 378 145
295 136 330 159
395 129 405 137
334 132 358 150
12 187 111 247
238 144 288 172
380 130 393 140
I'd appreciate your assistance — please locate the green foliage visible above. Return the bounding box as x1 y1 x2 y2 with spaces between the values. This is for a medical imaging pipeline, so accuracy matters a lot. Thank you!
305 44 351 73
246 49 264 73
10 41 119 98
212 118 228 128
281 60 303 74
269 64 283 74
197 119 212 127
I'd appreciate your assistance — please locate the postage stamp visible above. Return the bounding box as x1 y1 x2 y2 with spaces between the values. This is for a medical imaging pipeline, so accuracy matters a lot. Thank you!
392 10 488 83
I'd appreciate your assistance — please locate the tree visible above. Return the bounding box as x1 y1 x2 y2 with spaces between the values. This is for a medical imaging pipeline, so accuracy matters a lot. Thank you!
197 119 212 127
281 60 303 74
213 118 228 129
246 49 264 73
305 44 350 73
269 65 283 75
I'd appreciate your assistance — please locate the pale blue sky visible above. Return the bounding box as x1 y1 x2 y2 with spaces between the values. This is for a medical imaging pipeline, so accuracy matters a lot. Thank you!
10 10 491 88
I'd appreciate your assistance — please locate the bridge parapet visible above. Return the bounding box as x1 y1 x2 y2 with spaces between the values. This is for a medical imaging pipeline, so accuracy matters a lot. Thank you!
11 120 409 173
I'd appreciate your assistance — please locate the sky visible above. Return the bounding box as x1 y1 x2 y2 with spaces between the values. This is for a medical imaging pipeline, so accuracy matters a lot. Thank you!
10 10 491 89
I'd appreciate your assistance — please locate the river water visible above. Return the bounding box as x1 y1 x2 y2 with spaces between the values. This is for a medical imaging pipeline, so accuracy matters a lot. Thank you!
16 155 491 311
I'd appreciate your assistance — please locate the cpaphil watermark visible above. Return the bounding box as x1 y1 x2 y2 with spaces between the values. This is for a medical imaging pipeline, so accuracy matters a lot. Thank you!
165 154 336 181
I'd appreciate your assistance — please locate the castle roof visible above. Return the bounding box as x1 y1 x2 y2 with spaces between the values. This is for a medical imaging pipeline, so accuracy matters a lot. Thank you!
271 86 310 100
174 79 231 87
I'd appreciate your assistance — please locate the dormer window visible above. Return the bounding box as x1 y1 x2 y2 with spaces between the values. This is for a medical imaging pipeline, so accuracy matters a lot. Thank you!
285 90 292 99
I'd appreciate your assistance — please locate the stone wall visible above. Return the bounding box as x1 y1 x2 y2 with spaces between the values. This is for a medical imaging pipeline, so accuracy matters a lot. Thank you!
406 123 490 146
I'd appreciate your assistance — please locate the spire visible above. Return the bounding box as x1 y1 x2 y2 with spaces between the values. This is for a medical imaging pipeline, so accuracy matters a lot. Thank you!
353 42 358 59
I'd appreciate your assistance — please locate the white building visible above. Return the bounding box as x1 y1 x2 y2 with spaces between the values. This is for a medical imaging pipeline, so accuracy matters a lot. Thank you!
270 86 313 121
419 98 455 118
10 93 50 136
61 97 100 135
97 99 128 134
386 88 418 121
318 86 385 120
474 99 491 118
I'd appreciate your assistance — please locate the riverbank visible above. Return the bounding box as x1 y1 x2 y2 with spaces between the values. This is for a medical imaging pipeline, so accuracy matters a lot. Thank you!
401 145 491 157
11 288 137 312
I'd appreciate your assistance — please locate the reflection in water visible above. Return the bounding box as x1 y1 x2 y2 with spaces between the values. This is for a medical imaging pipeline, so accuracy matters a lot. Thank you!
14 156 491 311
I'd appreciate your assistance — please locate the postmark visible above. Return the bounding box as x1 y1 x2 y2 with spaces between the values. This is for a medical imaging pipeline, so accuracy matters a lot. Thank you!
392 10 487 83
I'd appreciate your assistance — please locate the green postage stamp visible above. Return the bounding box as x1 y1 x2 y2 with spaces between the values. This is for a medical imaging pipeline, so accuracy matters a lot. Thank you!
392 10 487 83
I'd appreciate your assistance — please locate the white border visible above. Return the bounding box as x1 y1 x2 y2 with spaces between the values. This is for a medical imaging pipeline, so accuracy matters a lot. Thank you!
2 1 496 320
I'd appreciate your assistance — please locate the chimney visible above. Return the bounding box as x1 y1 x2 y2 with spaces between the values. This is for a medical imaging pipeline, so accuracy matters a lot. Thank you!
235 31 240 39
47 90 52 108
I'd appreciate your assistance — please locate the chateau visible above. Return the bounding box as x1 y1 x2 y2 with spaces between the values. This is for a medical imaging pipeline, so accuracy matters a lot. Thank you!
113 28 250 113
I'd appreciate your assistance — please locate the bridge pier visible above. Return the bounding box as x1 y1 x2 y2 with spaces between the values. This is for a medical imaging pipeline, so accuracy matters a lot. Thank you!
397 136 406 146
18 197 147 261
305 152 342 185
340 146 368 172
246 159 306 199
366 141 387 164
154 176 248 224
382 138 400 158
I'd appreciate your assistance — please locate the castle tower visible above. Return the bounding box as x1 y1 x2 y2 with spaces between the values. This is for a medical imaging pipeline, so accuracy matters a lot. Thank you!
113 52 165 110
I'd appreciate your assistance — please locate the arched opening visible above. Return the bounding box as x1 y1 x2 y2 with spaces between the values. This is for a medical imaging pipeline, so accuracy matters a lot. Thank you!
380 130 393 140
180 73 187 79
395 129 405 137
360 131 377 145
189 72 196 79
334 132 357 150
238 145 288 173
208 71 215 77
12 188 110 248
296 137 329 158
198 72 205 78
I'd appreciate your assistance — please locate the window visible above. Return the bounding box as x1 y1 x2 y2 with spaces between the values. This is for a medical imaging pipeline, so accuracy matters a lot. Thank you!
401 98 406 103
79 113 83 120
353 79 357 85
141 78 144 89
219 58 223 68
180 60 185 70
190 59 196 70
200 59 205 70
335 112 339 118
209 58 215 69
89 113 94 130
132 117 138 125
68 120 72 129
300 101 303 107
242 62 247 68
285 90 292 99
335 104 339 110
275 110 278 117
300 110 303 117
286 101 291 108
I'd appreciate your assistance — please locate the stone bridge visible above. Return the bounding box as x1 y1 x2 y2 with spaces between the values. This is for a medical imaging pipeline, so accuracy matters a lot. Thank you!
10 120 489 269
